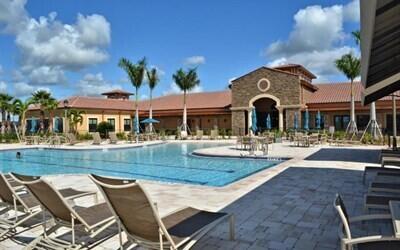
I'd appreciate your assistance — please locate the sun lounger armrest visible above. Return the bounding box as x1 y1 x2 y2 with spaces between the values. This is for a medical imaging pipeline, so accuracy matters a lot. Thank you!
344 235 400 245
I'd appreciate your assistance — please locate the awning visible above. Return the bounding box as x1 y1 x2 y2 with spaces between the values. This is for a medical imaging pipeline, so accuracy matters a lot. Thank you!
361 0 400 105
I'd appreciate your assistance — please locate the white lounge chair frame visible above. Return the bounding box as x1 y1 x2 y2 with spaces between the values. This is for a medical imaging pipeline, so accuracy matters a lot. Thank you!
90 175 235 250
334 194 400 250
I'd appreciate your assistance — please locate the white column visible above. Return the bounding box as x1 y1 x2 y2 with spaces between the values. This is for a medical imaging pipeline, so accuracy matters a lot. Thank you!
278 108 284 131
248 109 252 135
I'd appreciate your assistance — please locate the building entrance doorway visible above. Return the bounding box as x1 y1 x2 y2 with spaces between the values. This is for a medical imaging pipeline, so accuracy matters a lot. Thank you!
253 98 279 132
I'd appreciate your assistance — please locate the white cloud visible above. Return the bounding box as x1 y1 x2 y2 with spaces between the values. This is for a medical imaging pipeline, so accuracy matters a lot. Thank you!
77 73 121 96
268 46 354 81
265 0 360 81
344 0 360 22
13 82 50 97
163 82 203 96
15 12 110 71
0 0 111 88
0 0 28 34
28 66 66 85
0 81 6 92
184 56 206 66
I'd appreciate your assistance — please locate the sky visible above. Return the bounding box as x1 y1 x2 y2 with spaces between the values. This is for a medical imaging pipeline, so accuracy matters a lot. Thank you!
0 0 360 101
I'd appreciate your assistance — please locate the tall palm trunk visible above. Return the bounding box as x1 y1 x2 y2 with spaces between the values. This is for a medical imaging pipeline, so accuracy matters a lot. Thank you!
135 88 139 134
183 90 187 133
48 111 54 132
347 79 357 134
39 109 45 132
149 90 153 132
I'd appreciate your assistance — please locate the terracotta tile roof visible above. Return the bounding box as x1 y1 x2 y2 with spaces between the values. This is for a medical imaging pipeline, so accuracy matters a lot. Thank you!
101 89 134 95
306 81 399 104
273 64 317 79
27 83 398 112
28 90 232 112
138 90 231 110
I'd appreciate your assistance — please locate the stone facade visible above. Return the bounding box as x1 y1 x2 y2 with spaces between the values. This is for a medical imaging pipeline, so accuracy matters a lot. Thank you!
230 67 303 134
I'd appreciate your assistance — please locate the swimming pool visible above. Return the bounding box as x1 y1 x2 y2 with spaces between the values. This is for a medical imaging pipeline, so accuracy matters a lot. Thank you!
0 143 284 187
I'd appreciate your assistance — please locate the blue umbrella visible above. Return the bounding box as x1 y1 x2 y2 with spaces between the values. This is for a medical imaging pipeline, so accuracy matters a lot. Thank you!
316 110 321 130
140 118 160 124
294 112 298 130
133 116 139 134
304 109 309 131
266 113 272 130
30 119 37 133
251 108 258 134
53 117 60 133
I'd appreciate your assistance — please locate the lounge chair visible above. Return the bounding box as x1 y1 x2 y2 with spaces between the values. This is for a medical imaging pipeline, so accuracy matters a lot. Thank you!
0 174 97 239
10 173 116 249
66 133 78 145
109 132 118 144
196 130 203 140
362 152 400 184
334 194 400 250
364 193 400 210
210 129 219 140
92 132 102 145
89 174 235 250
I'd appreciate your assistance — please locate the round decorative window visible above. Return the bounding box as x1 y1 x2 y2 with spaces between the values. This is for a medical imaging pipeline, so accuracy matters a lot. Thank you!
257 78 271 92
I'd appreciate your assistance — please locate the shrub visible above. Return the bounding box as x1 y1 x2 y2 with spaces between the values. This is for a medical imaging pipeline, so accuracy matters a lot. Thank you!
78 132 93 140
96 122 114 138
0 133 19 143
116 132 127 140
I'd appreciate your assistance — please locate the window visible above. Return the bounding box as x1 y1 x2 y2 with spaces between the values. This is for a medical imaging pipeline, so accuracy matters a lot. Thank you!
107 118 115 131
124 119 131 132
88 118 98 132
315 114 325 129
357 115 370 130
334 115 350 131
386 114 400 134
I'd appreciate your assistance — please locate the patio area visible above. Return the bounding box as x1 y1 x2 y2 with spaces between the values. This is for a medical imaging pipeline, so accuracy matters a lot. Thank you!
0 142 389 249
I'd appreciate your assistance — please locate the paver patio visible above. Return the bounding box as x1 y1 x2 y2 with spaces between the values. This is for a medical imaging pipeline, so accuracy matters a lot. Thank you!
0 142 391 249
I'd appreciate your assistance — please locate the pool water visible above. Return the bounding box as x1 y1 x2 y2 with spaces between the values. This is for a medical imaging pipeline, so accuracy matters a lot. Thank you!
0 143 284 187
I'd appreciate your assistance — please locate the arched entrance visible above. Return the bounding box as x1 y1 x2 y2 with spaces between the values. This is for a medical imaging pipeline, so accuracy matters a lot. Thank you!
253 98 279 131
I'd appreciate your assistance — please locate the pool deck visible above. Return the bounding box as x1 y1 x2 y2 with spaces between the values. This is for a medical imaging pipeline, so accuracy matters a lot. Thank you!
0 140 389 249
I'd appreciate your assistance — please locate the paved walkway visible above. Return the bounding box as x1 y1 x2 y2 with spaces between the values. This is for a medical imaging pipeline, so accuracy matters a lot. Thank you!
0 141 391 249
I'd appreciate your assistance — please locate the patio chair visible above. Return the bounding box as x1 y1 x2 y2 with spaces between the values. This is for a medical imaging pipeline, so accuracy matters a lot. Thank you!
109 132 119 144
334 194 400 250
92 132 102 145
0 174 97 239
66 133 79 145
10 173 116 249
196 130 203 140
89 174 235 250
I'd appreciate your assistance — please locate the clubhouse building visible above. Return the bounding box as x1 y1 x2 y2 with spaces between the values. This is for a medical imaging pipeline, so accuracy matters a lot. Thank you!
26 64 399 135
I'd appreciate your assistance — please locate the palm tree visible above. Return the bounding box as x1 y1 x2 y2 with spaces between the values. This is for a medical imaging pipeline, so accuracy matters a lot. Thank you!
0 93 13 123
12 98 33 136
45 98 59 132
67 110 85 134
172 68 200 134
146 67 159 132
335 53 361 135
352 30 361 45
118 57 147 134
31 90 53 132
